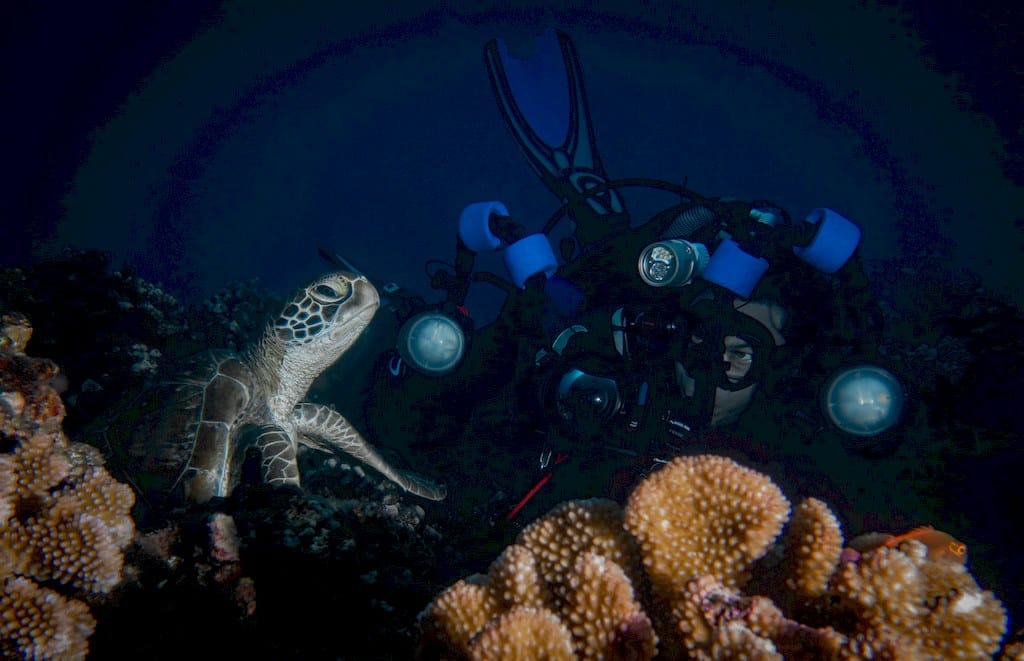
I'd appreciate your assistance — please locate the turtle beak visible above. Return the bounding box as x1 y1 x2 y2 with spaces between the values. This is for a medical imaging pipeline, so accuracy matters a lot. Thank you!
340 272 380 323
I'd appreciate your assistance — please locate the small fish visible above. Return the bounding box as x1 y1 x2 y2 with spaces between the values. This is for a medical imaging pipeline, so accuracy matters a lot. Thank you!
850 525 967 564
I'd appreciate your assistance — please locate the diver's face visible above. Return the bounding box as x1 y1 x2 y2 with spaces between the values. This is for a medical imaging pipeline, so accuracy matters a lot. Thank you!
722 336 754 383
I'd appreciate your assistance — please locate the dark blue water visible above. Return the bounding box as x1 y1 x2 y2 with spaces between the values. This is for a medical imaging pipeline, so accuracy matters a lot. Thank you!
6 4 1022 309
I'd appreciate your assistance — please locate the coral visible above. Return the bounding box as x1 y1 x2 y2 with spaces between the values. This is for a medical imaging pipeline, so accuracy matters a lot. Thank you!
469 607 575 660
418 454 1009 660
419 578 502 654
564 552 657 659
203 512 257 618
623 454 791 592
0 576 95 660
209 512 241 563
418 499 657 660
126 342 162 376
0 312 32 354
200 277 279 352
488 543 553 611
781 497 843 598
0 313 136 659
1003 639 1024 660
0 250 277 443
830 539 1007 658
517 498 642 604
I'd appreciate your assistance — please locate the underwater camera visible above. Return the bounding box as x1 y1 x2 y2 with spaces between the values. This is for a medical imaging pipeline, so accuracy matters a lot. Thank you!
556 368 622 422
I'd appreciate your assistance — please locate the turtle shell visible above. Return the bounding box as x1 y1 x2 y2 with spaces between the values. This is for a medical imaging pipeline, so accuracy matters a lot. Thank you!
95 351 256 512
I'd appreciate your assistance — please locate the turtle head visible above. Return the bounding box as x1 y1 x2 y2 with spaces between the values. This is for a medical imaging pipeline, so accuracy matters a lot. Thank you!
273 271 380 358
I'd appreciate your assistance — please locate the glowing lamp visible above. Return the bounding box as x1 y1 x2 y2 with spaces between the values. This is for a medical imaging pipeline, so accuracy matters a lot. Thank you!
397 311 466 376
821 364 904 437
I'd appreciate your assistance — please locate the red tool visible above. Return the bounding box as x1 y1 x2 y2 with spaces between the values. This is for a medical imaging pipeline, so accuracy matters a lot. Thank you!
506 451 568 521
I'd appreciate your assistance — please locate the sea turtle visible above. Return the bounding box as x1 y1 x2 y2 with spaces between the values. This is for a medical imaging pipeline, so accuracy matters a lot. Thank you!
110 271 446 504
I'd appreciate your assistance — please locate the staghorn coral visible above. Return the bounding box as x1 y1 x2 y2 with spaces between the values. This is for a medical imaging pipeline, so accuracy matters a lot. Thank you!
0 313 136 659
418 454 1009 660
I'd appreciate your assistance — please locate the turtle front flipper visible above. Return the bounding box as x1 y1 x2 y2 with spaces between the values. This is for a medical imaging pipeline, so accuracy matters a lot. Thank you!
291 403 447 501
256 424 302 489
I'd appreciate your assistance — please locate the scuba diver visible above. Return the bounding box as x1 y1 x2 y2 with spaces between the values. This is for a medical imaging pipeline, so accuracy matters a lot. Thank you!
360 28 901 515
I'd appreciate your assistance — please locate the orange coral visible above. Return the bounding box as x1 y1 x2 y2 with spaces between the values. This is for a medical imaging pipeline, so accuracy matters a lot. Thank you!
829 539 1007 658
417 500 655 660
781 497 843 598
623 454 790 594
418 578 501 654
0 313 32 353
0 314 137 659
1002 639 1024 660
418 454 1010 660
487 543 552 611
468 606 575 660
565 552 657 659
517 498 641 603
0 576 95 660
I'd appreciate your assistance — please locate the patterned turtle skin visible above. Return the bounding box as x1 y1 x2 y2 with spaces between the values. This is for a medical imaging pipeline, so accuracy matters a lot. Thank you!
181 271 446 502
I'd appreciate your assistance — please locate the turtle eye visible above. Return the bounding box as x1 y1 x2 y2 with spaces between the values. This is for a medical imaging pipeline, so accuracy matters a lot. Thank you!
311 280 350 303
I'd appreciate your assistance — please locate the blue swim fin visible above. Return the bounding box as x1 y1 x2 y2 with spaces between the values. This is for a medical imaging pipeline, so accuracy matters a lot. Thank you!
484 28 628 249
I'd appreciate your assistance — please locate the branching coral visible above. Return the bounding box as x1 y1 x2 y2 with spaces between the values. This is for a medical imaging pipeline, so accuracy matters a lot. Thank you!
780 496 843 598
517 498 642 604
0 575 96 660
419 577 502 655
0 313 136 659
830 540 1007 658
623 454 791 592
564 551 657 659
418 499 657 660
417 453 1009 660
469 606 575 660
